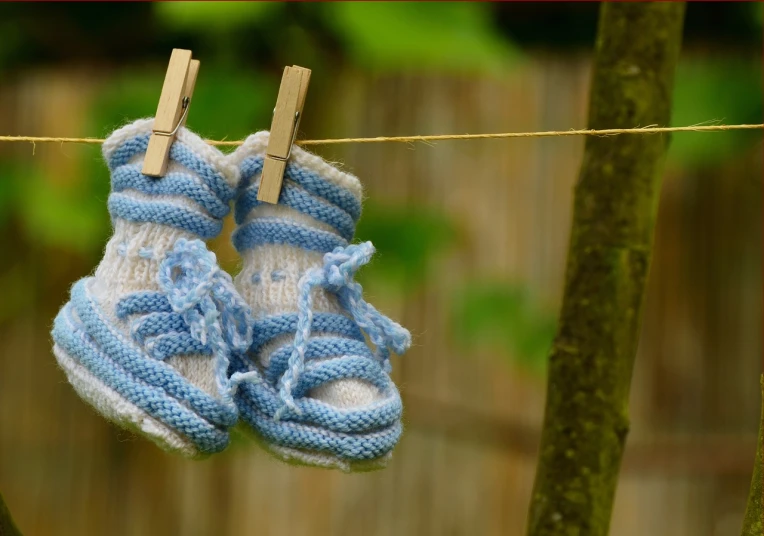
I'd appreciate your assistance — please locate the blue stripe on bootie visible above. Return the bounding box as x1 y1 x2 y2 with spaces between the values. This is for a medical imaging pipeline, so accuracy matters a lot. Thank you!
51 120 251 457
229 138 411 471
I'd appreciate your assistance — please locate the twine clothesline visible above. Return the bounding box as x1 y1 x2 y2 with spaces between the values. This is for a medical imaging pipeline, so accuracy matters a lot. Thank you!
0 122 761 148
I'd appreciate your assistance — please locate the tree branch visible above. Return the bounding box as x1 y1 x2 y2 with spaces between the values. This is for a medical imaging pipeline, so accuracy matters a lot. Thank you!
526 4 686 536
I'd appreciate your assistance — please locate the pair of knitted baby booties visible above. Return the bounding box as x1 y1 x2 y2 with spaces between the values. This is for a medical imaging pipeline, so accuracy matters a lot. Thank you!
51 119 410 472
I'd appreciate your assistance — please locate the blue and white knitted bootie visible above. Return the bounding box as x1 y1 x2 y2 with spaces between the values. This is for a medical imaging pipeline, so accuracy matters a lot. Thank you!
51 119 252 457
228 133 411 471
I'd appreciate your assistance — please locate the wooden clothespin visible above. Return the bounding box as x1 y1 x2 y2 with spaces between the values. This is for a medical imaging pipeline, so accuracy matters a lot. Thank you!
257 65 312 204
142 49 200 177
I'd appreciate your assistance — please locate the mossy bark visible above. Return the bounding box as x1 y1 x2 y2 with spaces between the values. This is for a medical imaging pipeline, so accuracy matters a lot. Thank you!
0 492 22 536
740 376 763 536
526 4 686 536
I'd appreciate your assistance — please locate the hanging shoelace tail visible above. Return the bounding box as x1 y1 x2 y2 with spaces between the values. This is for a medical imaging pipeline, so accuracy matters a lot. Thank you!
276 241 411 418
158 238 255 405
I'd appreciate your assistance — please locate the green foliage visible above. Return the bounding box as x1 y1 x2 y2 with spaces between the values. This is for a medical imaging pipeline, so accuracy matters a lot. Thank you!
451 282 556 370
669 57 763 168
91 68 275 143
90 71 165 135
323 2 520 74
190 70 275 142
354 204 556 373
155 2 282 32
354 202 456 291
0 156 107 257
0 261 35 323
0 164 15 229
16 171 108 254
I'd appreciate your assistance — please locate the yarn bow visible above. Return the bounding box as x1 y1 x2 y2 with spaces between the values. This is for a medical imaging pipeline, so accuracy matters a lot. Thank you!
158 238 254 403
276 241 411 419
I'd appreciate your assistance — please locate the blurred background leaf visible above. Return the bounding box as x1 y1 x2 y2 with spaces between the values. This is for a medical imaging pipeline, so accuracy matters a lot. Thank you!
91 67 275 143
451 282 556 370
669 57 763 168
155 2 282 32
17 173 107 254
355 202 457 292
0 163 16 229
324 2 521 74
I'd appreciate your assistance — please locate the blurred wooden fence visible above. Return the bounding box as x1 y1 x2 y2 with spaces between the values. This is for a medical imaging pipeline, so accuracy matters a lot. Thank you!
0 56 760 536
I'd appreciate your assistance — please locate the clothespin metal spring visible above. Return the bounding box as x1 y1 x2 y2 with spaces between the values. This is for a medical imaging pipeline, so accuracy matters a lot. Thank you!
154 96 190 139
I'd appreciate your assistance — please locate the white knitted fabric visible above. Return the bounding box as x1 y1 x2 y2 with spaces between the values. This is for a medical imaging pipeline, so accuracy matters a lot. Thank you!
229 132 387 470
53 119 239 457
54 347 196 456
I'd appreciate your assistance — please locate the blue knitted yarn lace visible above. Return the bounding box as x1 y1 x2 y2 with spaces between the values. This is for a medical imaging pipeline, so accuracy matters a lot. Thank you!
155 238 254 405
232 155 412 462
275 242 410 418
52 127 252 455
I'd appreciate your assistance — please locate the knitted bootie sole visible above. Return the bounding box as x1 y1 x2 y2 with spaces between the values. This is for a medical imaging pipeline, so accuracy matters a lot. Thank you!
228 133 411 471
233 394 399 472
233 420 392 472
53 339 197 456
52 120 250 457
268 442 391 472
